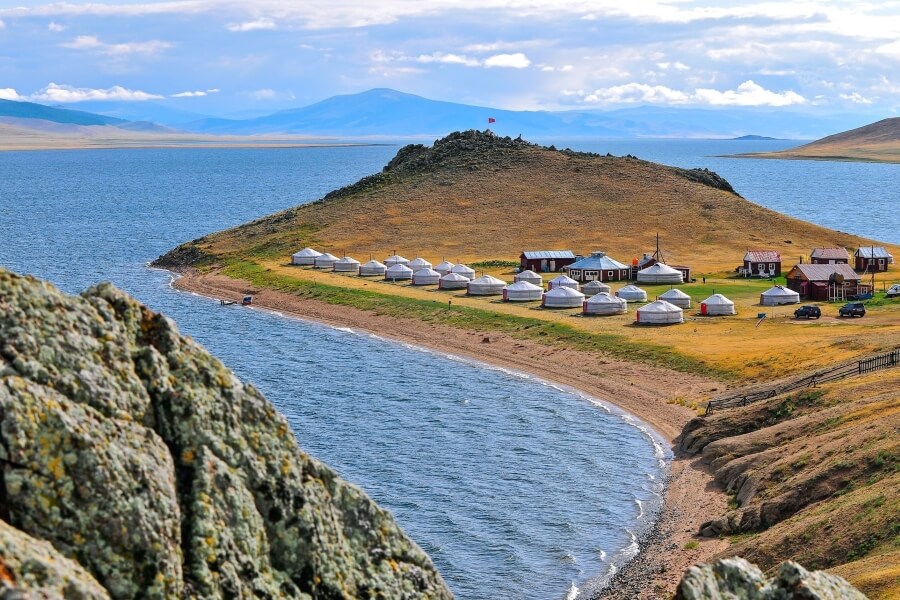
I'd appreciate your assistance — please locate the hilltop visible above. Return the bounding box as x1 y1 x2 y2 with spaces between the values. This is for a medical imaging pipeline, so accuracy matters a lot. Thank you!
158 130 885 273
734 117 900 163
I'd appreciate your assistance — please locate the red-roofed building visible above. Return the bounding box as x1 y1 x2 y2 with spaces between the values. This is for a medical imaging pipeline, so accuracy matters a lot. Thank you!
786 263 863 301
741 250 781 278
810 247 850 265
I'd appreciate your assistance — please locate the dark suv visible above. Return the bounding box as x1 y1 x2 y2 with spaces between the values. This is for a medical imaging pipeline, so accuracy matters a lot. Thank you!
794 305 821 319
838 302 866 318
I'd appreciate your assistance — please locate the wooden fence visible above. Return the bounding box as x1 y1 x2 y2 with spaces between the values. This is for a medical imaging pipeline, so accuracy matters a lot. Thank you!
704 348 900 414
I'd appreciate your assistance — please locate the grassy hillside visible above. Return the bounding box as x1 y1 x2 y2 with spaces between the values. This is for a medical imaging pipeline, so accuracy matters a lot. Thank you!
167 130 892 273
679 369 899 599
0 98 124 126
735 117 900 163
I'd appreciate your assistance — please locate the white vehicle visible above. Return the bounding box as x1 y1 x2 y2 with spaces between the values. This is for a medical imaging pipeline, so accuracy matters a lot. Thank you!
887 284 900 298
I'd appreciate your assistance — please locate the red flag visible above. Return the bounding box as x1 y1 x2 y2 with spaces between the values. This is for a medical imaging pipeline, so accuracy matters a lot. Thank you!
487 117 496 123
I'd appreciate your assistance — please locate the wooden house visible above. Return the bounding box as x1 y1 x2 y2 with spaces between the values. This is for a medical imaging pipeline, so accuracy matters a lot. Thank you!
810 247 849 265
854 247 893 272
565 251 630 283
519 250 576 273
741 250 781 278
786 263 862 301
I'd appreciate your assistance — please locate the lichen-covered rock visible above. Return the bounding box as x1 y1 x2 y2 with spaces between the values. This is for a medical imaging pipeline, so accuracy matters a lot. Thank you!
0 268 452 599
0 518 110 599
674 557 868 599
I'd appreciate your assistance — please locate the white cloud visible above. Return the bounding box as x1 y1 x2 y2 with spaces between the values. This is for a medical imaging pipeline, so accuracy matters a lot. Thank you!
227 18 276 32
251 88 277 99
0 88 21 100
171 88 220 97
206 88 220 93
875 40 900 60
578 80 805 107
48 21 65 32
694 80 805 106
0 18 5 29
483 53 531 68
583 83 691 104
62 35 173 56
415 52 480 67
839 92 873 104
30 83 163 102
656 61 689 71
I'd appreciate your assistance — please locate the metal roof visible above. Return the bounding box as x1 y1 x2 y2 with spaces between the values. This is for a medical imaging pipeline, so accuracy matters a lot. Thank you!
567 251 628 270
522 250 575 260
789 263 860 281
744 250 781 263
810 247 849 260
855 247 893 259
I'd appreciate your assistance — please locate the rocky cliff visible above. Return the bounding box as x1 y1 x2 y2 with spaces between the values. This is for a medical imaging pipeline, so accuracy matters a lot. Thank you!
0 268 452 599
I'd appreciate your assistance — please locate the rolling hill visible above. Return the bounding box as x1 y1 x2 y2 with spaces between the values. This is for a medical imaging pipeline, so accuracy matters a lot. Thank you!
734 117 900 163
0 98 126 127
158 130 891 273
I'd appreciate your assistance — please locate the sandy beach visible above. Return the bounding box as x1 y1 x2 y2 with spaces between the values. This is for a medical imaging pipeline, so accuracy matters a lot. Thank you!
171 269 731 597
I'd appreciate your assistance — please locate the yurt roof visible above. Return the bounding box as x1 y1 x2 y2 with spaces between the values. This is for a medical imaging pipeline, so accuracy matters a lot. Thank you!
660 288 690 299
618 285 644 293
582 280 611 290
505 281 543 291
335 256 360 265
414 268 440 277
361 259 386 268
409 257 431 266
470 275 506 285
549 274 578 284
435 260 455 270
701 293 734 305
544 286 585 298
517 269 541 278
639 263 681 275
385 254 409 261
585 292 623 304
761 285 798 296
638 299 683 313
441 272 469 281
293 247 322 257
317 252 339 261
385 264 413 274
452 264 476 274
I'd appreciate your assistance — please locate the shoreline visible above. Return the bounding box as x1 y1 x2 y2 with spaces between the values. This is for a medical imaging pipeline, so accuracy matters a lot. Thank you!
165 268 731 598
720 152 900 164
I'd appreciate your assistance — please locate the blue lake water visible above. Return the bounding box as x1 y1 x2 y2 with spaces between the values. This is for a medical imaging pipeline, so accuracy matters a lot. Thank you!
0 140 896 599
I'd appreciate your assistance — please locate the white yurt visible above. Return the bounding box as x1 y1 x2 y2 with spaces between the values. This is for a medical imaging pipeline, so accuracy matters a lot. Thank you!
583 292 627 316
408 257 433 272
581 280 611 295
542 286 585 308
358 259 387 277
700 293 736 316
451 264 476 280
314 252 339 269
467 275 507 295
547 274 579 290
760 285 800 306
384 264 413 281
384 254 410 268
412 268 441 285
636 300 684 325
438 272 470 290
514 270 544 287
291 247 322 265
332 256 360 273
434 260 455 276
616 285 648 302
659 288 692 309
637 263 684 284
502 281 543 302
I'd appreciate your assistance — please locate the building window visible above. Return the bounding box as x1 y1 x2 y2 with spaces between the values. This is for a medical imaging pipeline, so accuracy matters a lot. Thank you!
769 263 775 270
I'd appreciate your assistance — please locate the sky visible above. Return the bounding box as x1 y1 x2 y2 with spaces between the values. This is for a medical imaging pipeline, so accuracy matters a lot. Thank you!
0 0 899 116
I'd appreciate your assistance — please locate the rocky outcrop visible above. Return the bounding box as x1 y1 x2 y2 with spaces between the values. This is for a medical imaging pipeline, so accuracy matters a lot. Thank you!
0 268 452 599
674 557 867 599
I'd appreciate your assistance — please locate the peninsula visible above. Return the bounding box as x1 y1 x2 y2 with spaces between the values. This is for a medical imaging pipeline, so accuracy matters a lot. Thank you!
155 131 900 598
730 117 900 163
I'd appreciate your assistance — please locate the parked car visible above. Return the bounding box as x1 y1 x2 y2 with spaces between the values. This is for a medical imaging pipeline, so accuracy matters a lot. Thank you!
887 284 900 299
794 305 821 319
838 302 866 318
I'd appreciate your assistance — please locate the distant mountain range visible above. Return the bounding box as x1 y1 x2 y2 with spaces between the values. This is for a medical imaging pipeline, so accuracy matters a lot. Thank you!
0 88 886 141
